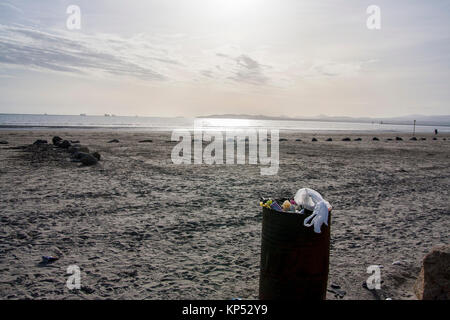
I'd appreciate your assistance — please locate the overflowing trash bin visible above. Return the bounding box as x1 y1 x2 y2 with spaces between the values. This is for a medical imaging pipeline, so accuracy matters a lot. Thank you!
259 188 332 300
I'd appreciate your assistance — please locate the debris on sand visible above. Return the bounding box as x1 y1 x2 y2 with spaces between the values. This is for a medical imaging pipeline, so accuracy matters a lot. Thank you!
41 256 59 264
0 140 9 145
108 139 120 143
396 137 403 141
312 137 318 142
410 137 417 141
330 283 341 289
342 137 351 141
138 139 153 143
327 287 346 298
373 137 380 141
326 138 333 141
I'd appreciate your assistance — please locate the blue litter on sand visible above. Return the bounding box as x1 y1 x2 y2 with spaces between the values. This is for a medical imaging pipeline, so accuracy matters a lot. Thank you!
42 256 59 263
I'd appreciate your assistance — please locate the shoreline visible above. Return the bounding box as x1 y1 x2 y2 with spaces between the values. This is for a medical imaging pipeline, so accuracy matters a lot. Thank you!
1 126 449 135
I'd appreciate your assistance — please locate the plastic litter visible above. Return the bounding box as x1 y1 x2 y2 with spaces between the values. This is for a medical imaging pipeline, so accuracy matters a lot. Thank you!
270 201 283 211
42 256 59 263
294 188 331 234
259 188 332 234
303 200 330 233
260 198 299 213
294 188 331 212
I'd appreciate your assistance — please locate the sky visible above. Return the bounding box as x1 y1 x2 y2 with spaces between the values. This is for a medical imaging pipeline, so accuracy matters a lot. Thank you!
0 0 449 117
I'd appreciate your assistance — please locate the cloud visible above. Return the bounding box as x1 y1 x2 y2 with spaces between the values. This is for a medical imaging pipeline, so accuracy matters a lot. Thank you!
0 2 23 14
195 45 277 86
0 24 186 81
0 2 23 13
0 24 366 88
309 60 363 77
213 52 270 85
0 25 285 86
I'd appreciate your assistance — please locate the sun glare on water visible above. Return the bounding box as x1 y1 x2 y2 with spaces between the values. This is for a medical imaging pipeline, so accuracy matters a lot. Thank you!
196 118 254 130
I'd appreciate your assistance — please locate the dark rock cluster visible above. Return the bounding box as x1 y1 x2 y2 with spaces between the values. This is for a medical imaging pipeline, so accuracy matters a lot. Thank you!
30 136 102 166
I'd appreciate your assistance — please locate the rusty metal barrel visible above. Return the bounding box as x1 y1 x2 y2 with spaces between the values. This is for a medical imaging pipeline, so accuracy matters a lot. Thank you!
259 206 331 300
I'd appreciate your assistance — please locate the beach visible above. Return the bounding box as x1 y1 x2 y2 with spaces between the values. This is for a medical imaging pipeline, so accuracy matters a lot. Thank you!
0 129 448 300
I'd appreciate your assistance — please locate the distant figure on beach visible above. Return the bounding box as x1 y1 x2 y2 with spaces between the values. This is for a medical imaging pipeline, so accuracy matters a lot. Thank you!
434 129 438 135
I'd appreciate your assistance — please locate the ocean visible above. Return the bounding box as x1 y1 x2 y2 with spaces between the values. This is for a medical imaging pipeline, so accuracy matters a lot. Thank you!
0 113 448 133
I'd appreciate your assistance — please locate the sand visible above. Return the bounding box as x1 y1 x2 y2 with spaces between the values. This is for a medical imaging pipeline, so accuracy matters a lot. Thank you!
0 129 448 300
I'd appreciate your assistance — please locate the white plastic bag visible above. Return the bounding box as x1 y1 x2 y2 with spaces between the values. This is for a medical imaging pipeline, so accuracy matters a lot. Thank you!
294 188 331 211
294 188 332 233
303 200 329 233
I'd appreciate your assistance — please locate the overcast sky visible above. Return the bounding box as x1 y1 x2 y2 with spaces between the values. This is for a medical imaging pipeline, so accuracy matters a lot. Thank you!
0 0 449 117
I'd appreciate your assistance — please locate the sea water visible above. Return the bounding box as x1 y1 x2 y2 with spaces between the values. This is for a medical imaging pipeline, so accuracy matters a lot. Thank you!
0 113 448 133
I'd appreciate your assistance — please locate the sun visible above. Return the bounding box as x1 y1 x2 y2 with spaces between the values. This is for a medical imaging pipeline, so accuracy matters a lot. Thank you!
209 0 260 18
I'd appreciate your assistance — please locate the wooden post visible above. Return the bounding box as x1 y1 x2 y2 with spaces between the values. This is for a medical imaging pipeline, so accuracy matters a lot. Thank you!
413 120 416 136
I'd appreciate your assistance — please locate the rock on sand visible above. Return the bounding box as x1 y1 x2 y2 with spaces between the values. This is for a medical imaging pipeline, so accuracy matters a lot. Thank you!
52 136 62 145
59 140 71 149
68 145 90 154
33 139 48 145
75 152 98 166
414 245 450 300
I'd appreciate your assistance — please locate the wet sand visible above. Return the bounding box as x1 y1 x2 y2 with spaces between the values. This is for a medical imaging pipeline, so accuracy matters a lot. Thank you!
0 129 449 299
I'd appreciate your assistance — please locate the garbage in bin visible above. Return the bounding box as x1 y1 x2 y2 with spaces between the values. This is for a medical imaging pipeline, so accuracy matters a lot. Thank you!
259 188 332 234
258 187 332 300
282 200 294 211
